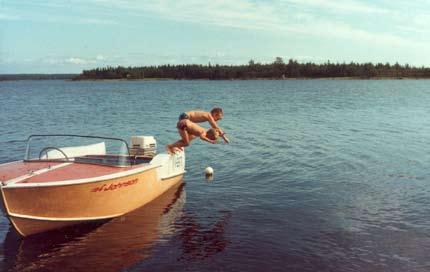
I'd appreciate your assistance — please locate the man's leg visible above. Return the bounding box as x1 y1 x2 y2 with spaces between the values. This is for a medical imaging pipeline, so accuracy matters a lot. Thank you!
166 126 190 154
167 134 196 153
167 119 189 154
178 127 190 146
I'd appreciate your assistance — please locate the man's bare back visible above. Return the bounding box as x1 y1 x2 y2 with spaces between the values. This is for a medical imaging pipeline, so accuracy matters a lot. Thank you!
186 111 214 123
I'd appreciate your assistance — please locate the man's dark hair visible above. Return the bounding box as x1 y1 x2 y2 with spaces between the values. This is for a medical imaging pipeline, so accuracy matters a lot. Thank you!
211 108 223 115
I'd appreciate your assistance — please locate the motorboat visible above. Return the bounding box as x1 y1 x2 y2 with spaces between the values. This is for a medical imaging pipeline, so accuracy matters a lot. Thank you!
0 134 185 237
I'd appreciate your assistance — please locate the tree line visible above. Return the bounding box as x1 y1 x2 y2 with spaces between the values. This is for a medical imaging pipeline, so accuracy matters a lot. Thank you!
0 74 77 81
73 58 430 80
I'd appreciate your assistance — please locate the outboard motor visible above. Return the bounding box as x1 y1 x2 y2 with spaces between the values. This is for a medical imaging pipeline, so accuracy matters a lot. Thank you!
129 136 157 157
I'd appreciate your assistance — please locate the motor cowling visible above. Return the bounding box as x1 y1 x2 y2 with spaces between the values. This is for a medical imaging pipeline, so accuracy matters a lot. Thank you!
129 136 157 157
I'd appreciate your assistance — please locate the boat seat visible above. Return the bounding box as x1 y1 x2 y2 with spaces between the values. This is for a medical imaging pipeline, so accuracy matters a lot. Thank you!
41 142 106 159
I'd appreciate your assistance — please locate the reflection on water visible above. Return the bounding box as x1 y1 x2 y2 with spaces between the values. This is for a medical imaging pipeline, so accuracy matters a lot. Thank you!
205 174 214 182
177 210 231 261
0 182 231 271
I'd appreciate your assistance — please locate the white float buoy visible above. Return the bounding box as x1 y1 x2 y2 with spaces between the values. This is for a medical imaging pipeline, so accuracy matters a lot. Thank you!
204 166 214 175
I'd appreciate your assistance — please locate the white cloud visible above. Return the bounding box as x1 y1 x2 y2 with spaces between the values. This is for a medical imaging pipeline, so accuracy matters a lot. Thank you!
64 55 108 65
0 2 118 25
32 16 119 26
284 0 388 14
78 18 118 25
83 0 283 30
66 57 89 65
3 0 423 48
79 0 421 48
293 19 412 47
63 54 113 65
43 58 62 65
4 0 429 63
413 14 430 27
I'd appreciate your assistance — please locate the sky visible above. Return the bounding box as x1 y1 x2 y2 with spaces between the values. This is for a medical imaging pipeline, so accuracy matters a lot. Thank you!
1 0 430 74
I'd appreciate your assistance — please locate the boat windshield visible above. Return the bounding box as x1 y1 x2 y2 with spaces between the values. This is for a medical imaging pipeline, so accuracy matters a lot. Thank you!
24 134 136 167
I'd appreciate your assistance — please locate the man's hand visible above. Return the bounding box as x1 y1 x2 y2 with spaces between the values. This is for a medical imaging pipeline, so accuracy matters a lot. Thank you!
221 133 230 144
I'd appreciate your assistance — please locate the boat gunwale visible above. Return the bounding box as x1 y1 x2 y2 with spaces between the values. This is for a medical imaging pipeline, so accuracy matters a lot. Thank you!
1 162 165 189
23 158 132 168
0 160 21 167
23 153 154 168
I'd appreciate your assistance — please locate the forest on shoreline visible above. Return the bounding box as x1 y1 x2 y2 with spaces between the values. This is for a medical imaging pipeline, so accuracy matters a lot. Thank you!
73 58 430 80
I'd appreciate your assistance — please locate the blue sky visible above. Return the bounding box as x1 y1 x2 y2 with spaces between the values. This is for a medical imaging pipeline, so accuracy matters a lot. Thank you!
1 0 429 73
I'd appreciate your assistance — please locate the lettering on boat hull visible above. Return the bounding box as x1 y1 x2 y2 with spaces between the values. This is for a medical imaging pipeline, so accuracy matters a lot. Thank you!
91 178 138 192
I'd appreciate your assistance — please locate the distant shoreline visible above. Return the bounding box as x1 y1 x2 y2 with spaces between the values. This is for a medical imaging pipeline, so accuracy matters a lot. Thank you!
0 74 77 81
5 75 430 81
3 59 430 81
2 76 430 82
72 59 430 81
72 76 430 81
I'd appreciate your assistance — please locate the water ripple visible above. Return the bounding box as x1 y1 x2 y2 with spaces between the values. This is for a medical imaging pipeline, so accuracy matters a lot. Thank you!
2 80 430 271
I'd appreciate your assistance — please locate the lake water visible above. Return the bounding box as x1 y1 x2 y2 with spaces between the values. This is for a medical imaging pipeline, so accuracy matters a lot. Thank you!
1 79 430 271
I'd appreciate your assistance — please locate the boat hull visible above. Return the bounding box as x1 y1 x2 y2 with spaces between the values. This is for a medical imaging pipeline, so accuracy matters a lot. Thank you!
1 163 184 237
